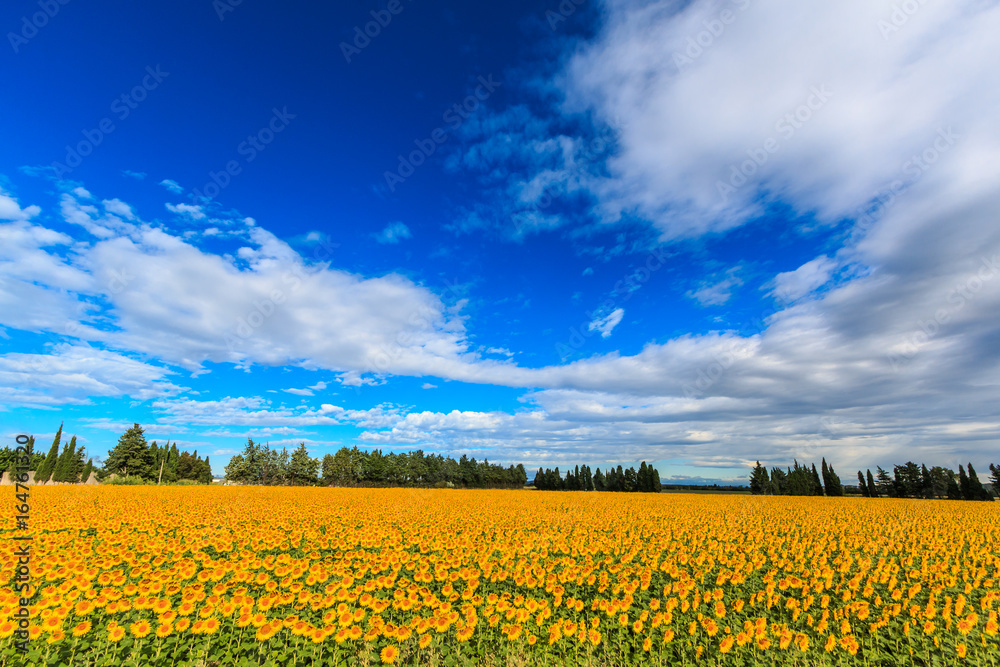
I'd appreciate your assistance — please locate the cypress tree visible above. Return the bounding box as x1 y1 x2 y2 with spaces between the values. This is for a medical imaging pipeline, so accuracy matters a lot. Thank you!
826 463 844 496
966 463 993 501
959 465 971 500
866 470 879 498
53 436 77 482
81 458 94 483
857 471 869 497
35 424 62 483
947 474 962 500
810 464 824 496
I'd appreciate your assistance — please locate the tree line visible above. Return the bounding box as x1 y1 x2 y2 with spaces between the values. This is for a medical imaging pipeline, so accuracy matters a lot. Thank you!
750 457 998 500
225 439 529 488
533 462 662 492
92 423 213 484
2 425 94 483
3 423 215 484
855 462 996 501
749 458 845 496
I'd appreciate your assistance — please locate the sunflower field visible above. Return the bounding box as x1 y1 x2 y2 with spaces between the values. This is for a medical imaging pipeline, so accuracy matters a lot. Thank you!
2 487 999 666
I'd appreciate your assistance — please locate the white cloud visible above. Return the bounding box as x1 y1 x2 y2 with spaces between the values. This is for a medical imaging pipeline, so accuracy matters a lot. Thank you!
159 179 184 194
771 256 837 303
686 269 743 306
0 343 185 407
0 188 41 221
421 382 437 389
560 0 1000 240
587 308 624 338
165 202 205 219
374 221 412 244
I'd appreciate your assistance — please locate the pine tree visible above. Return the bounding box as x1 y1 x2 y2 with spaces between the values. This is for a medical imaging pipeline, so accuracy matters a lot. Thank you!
866 470 879 498
104 424 153 479
749 461 770 495
857 471 869 497
35 424 62 483
875 466 894 497
990 464 1000 497
650 466 661 493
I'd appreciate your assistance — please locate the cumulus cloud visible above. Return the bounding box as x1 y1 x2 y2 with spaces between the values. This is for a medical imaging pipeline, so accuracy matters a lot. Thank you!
561 0 1000 240
159 179 183 193
0 188 41 221
374 221 412 244
770 256 837 303
0 343 184 407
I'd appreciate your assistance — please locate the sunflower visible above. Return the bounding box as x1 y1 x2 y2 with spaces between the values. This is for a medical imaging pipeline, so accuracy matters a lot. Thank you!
155 623 173 638
380 645 400 664
419 633 432 649
72 621 92 637
108 626 126 643
175 618 191 632
130 620 152 638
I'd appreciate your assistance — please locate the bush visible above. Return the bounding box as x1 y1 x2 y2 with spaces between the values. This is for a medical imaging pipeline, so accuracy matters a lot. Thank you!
173 479 203 486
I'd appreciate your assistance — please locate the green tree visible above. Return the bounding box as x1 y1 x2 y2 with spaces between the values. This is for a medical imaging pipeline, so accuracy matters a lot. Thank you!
288 443 319 485
51 440 71 482
875 466 894 497
35 424 63 483
104 424 153 479
749 461 770 495
958 464 971 500
966 463 993 501
990 464 1000 497
866 470 879 498
857 471 869 497
810 464 824 496
81 458 94 483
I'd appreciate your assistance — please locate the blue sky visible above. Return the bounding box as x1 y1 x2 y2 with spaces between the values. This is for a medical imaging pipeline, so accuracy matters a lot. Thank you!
1 0 998 482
